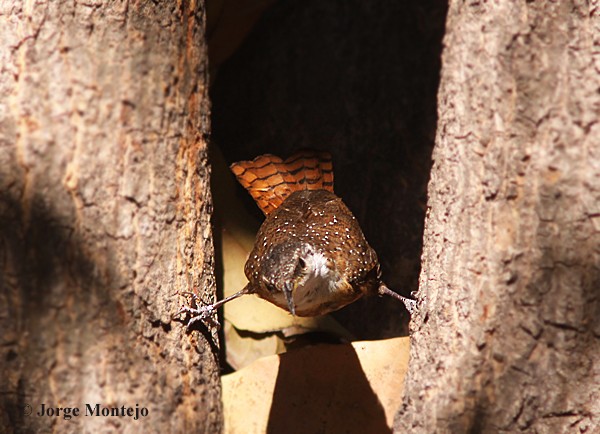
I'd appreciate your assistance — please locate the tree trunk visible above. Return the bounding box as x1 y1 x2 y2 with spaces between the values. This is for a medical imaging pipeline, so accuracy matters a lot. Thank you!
396 2 600 433
0 1 220 433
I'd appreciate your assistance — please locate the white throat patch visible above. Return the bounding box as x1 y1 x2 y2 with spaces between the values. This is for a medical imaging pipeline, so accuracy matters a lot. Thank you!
292 252 343 311
304 251 331 280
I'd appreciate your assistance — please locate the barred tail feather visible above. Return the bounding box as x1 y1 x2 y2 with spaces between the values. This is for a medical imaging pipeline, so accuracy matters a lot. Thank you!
230 150 334 215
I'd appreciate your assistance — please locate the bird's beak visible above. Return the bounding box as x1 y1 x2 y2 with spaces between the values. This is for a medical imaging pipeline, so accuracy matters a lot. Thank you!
283 282 296 316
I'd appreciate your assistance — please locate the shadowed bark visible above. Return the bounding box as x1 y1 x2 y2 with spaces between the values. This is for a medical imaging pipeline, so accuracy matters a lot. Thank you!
0 1 221 433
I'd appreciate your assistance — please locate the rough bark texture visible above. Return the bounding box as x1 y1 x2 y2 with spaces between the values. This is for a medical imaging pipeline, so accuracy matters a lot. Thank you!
211 0 447 339
396 2 600 433
0 1 220 433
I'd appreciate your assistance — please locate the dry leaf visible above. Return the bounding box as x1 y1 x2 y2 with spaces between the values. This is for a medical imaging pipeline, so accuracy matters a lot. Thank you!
223 321 285 370
222 337 410 433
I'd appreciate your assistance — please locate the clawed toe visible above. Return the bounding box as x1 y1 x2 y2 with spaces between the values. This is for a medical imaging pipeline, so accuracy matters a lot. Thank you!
173 292 220 330
173 287 251 330
378 284 418 315
185 307 220 330
399 296 417 315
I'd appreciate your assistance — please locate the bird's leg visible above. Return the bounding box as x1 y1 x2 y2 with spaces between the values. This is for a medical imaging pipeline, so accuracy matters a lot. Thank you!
378 284 417 314
173 286 252 330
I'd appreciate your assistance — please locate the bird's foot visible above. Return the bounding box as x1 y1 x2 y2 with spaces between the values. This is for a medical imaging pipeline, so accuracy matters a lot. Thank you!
397 295 417 315
378 285 417 314
173 291 220 330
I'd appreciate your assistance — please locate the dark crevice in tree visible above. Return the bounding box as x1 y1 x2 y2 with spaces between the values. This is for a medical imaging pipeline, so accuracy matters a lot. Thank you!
209 0 448 339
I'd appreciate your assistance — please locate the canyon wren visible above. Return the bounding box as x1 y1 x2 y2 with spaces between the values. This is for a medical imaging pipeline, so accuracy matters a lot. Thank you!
176 150 416 327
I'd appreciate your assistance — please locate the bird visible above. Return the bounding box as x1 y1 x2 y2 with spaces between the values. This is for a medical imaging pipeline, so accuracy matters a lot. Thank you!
175 150 416 327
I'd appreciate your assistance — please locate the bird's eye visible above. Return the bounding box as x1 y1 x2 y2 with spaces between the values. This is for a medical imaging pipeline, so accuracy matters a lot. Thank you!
298 258 306 269
262 277 277 292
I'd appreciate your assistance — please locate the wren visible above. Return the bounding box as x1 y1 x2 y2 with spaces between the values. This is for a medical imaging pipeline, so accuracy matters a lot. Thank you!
176 150 416 327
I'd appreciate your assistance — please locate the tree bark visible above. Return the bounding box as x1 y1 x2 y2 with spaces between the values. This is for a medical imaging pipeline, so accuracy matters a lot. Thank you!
0 1 220 433
396 2 600 433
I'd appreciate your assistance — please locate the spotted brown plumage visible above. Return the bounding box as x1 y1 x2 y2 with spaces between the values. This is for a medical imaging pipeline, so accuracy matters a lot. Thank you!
175 150 415 327
245 189 381 316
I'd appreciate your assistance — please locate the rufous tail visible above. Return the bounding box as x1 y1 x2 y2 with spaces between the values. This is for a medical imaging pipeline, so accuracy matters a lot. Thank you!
230 150 334 215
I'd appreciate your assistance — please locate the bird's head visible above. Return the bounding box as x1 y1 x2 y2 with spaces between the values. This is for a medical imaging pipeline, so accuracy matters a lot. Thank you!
260 241 331 315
